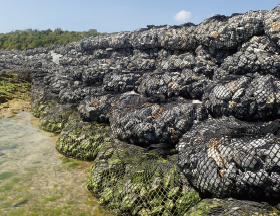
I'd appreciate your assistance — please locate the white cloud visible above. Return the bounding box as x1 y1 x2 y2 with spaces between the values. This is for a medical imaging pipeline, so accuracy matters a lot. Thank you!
174 10 192 22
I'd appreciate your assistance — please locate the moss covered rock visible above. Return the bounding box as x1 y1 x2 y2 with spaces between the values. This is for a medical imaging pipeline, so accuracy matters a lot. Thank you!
175 191 201 215
56 122 114 160
186 198 280 216
39 104 78 132
31 100 58 118
87 142 201 215
87 140 146 195
0 72 31 103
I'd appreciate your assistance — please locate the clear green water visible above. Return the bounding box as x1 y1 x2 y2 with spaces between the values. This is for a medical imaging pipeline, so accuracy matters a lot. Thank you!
0 112 115 216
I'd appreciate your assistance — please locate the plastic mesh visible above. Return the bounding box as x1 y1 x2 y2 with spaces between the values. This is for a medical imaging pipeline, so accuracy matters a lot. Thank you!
31 100 58 118
38 104 80 133
38 75 280 215
87 139 201 216
20 7 280 214
56 122 115 160
186 198 279 216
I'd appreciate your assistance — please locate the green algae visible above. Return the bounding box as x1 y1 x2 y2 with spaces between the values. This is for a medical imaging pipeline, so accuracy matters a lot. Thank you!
24 167 37 171
0 200 13 208
68 162 82 168
31 101 58 118
176 191 201 215
62 158 73 163
0 182 14 192
0 160 7 165
0 171 15 180
0 143 18 150
43 196 57 203
78 212 90 216
108 151 121 165
23 167 38 175
67 200 75 205
40 207 63 216
0 72 31 103
84 200 98 206
7 209 26 216
0 193 9 201
0 110 117 216
32 160 41 164
187 200 223 216
38 105 78 133
56 122 114 161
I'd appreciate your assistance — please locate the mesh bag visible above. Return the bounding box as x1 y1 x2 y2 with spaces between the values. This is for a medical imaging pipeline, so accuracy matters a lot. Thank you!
186 197 280 216
202 74 280 121
31 99 58 118
24 6 280 214
177 115 280 201
56 121 115 160
87 139 201 216
38 104 80 133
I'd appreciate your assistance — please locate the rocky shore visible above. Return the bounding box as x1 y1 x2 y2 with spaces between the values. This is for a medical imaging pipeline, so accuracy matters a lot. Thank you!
1 3 280 215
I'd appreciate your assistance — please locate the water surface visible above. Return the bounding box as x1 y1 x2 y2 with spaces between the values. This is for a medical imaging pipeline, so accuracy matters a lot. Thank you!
0 112 115 216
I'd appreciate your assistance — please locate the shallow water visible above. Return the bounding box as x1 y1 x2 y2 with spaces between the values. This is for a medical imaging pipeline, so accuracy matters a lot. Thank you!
0 112 115 216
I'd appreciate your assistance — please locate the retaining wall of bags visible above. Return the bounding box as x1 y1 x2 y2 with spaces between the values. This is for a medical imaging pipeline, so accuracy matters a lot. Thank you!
1 3 280 215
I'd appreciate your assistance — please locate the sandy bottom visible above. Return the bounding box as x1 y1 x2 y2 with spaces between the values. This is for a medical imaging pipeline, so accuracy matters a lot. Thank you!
0 99 31 119
0 111 115 216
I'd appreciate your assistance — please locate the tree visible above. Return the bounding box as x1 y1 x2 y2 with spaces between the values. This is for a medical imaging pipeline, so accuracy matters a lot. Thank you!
0 28 119 50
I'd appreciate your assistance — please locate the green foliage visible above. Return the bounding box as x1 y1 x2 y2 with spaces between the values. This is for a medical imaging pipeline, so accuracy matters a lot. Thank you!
0 28 119 50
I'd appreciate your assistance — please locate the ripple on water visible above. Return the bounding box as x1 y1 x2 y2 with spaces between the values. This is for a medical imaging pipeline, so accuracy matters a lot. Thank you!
0 111 116 216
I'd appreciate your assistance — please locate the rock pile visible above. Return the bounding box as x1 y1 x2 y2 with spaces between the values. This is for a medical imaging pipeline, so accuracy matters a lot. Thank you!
1 3 280 215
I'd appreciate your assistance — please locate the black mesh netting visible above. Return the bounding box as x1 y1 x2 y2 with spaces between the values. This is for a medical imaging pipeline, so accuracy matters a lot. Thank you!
176 116 280 200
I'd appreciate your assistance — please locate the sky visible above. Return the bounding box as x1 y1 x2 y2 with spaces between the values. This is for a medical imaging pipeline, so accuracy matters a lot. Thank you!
0 0 279 34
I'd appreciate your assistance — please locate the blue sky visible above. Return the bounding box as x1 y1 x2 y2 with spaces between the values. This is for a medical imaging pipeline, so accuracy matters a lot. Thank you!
1 0 279 34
